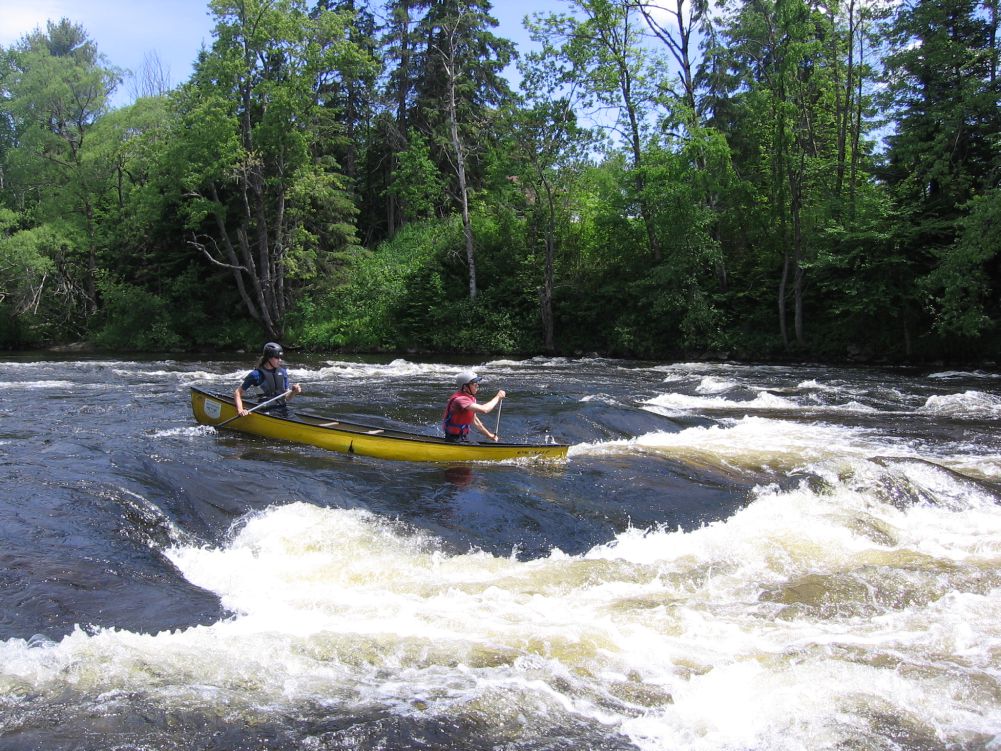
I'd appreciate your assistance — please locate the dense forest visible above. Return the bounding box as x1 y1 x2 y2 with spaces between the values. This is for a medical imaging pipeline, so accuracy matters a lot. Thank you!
0 0 998 361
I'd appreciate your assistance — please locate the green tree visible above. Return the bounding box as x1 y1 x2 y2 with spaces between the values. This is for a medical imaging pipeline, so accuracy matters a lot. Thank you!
922 190 1001 340
711 0 845 349
172 0 372 340
531 0 667 261
1 19 121 324
387 128 446 220
379 0 433 236
881 0 1001 350
508 40 597 352
0 209 57 344
413 0 515 299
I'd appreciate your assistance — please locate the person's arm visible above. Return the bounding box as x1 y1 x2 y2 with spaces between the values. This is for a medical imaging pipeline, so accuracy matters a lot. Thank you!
234 386 248 416
282 368 303 400
469 390 506 414
235 370 260 416
473 414 499 442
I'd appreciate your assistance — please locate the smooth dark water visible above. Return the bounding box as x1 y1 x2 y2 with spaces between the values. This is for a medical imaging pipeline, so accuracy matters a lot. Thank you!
1 355 999 750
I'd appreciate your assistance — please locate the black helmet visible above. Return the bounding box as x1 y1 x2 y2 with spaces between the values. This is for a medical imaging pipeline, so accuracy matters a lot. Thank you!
263 342 284 359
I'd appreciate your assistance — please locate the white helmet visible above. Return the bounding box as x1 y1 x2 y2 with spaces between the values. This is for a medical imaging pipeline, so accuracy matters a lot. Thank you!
455 370 481 388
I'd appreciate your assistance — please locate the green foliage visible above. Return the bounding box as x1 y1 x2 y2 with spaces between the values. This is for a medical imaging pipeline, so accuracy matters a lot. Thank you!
386 130 446 221
91 278 181 351
0 211 87 343
165 0 370 340
923 190 1001 338
1 19 121 328
295 213 531 353
296 219 461 350
809 195 917 357
0 0 997 361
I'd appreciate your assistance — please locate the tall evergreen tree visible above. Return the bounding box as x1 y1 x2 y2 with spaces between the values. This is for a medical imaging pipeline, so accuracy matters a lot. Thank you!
881 0 1001 348
411 0 514 175
882 0 1000 245
314 0 380 187
711 0 843 348
377 0 432 237
884 0 1001 241
410 0 514 298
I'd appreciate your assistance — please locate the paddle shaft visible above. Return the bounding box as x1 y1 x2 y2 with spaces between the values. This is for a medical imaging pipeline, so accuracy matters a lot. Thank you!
494 399 503 439
218 388 293 428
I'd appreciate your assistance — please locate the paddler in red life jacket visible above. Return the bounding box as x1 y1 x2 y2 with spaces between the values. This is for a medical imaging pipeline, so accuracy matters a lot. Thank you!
234 342 302 418
442 370 506 442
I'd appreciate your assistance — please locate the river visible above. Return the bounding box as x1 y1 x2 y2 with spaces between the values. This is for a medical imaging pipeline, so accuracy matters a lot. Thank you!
1 355 999 750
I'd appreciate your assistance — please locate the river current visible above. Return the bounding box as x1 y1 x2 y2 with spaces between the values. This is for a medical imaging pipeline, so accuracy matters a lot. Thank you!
1 355 999 750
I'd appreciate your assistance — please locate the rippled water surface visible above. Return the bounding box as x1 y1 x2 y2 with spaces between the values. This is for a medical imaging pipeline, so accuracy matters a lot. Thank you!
2 355 1000 750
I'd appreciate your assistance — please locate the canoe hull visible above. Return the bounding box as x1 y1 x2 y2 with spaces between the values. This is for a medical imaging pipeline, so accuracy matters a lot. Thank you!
190 387 569 463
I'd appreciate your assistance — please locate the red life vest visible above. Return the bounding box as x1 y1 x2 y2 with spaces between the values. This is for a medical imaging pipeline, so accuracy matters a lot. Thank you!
442 390 475 437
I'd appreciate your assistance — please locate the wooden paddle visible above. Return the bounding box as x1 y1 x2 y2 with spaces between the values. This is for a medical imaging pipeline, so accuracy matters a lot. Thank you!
217 389 293 428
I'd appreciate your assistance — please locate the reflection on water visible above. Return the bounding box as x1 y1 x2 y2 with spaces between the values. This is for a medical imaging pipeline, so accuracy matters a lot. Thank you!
1 356 999 750
443 465 474 488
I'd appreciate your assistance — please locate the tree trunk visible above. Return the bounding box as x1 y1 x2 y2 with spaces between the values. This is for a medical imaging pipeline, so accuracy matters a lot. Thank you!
84 200 98 315
439 19 476 300
622 70 661 262
541 178 557 352
447 91 475 300
778 252 790 349
791 162 805 346
989 0 999 86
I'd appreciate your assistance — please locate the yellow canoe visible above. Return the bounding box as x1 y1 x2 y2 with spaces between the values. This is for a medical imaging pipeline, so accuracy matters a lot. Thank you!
190 386 569 463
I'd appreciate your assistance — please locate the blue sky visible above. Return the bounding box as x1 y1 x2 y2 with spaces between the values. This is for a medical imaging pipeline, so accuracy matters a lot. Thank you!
0 0 550 107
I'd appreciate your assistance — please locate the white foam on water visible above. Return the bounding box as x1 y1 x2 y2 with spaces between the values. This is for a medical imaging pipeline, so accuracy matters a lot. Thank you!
645 390 800 413
485 356 596 368
2 380 77 390
115 368 229 382
928 370 1001 380
695 376 738 394
578 393 627 407
310 358 454 381
569 416 1001 485
150 426 216 439
650 362 737 373
644 389 886 418
568 416 889 473
918 390 1001 419
2 360 131 370
3 461 999 749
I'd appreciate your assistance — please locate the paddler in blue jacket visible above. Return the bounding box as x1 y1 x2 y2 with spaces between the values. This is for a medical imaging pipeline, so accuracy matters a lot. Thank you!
234 342 302 417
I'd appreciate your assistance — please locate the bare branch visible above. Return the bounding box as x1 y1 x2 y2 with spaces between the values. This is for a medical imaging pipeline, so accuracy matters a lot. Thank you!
187 233 248 271
128 50 172 99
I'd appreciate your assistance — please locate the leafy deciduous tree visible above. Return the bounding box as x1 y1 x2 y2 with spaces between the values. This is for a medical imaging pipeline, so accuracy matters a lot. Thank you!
174 0 371 339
